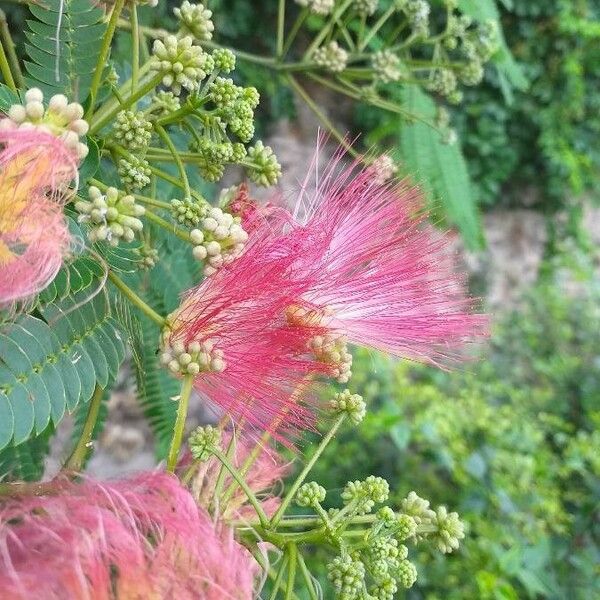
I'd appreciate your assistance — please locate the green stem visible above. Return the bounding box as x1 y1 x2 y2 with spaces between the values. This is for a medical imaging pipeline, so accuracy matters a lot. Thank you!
132 194 172 210
359 4 396 51
108 271 166 326
131 5 140 96
286 74 360 159
268 554 289 600
297 552 318 600
305 0 353 58
212 449 270 528
0 9 23 89
166 375 194 472
64 385 103 471
213 431 237 509
89 73 162 134
155 124 191 199
281 8 308 58
0 35 15 91
143 208 192 243
86 0 126 119
276 0 285 58
270 414 345 528
285 544 298 600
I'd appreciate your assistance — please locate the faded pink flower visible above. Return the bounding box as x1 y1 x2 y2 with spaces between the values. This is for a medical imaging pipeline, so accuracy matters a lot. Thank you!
161 229 329 438
0 472 257 599
257 147 488 369
0 129 79 308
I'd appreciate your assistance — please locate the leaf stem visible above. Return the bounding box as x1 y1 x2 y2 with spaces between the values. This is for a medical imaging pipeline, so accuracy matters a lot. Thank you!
276 0 285 58
0 34 15 91
143 208 192 243
270 414 346 529
155 124 191 200
268 554 289 600
0 9 23 89
285 543 298 600
86 0 126 119
166 374 194 472
108 271 166 327
286 74 359 158
131 4 140 97
297 551 318 600
64 385 103 471
211 448 270 528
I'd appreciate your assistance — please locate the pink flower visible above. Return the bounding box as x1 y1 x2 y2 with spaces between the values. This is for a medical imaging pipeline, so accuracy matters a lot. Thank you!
0 472 258 599
0 129 78 308
161 231 329 438
256 147 488 370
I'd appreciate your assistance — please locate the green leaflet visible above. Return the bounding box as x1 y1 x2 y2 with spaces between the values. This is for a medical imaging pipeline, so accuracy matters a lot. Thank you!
400 85 482 249
25 0 106 102
0 291 125 451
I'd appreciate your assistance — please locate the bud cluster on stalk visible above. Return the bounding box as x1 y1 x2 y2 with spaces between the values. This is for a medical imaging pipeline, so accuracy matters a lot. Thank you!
160 336 226 376
75 186 145 246
189 207 249 276
0 88 89 159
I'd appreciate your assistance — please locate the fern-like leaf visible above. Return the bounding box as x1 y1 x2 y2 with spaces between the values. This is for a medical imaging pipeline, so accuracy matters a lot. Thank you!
400 85 482 249
25 0 106 101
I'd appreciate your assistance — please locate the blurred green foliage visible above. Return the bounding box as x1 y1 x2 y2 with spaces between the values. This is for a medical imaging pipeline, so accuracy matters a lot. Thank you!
304 250 600 598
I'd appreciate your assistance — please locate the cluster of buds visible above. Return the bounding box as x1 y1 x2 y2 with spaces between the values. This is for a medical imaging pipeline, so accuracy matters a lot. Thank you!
313 41 349 73
150 90 181 116
353 0 379 17
117 156 152 190
137 244 159 270
328 555 366 600
367 154 398 185
428 68 458 98
0 88 88 159
189 207 249 276
112 110 152 151
329 389 366 424
296 481 327 508
309 333 353 383
342 476 390 515
372 50 403 83
188 425 221 461
171 196 208 227
402 0 431 37
160 336 226 376
75 186 145 246
245 141 282 187
174 0 214 42
295 0 335 15
150 35 211 95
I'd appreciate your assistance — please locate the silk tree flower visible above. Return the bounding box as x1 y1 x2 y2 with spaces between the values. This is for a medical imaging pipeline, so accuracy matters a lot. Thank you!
0 472 258 599
247 147 487 373
160 230 330 437
0 129 79 308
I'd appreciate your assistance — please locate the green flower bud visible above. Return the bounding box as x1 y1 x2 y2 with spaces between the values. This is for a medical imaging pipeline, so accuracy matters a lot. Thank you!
327 554 365 600
75 186 145 246
296 481 326 507
118 156 152 190
330 389 365 424
188 425 221 461
369 576 397 600
313 41 349 73
174 0 215 41
151 35 210 95
372 50 402 83
353 0 378 17
113 110 153 151
245 141 282 187
460 60 484 86
428 68 457 97
160 334 226 376
342 476 389 514
138 244 159 270
396 514 417 541
400 491 435 525
209 77 240 107
212 48 236 73
152 90 181 115
295 0 335 16
171 197 209 227
395 559 417 588
430 506 465 553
